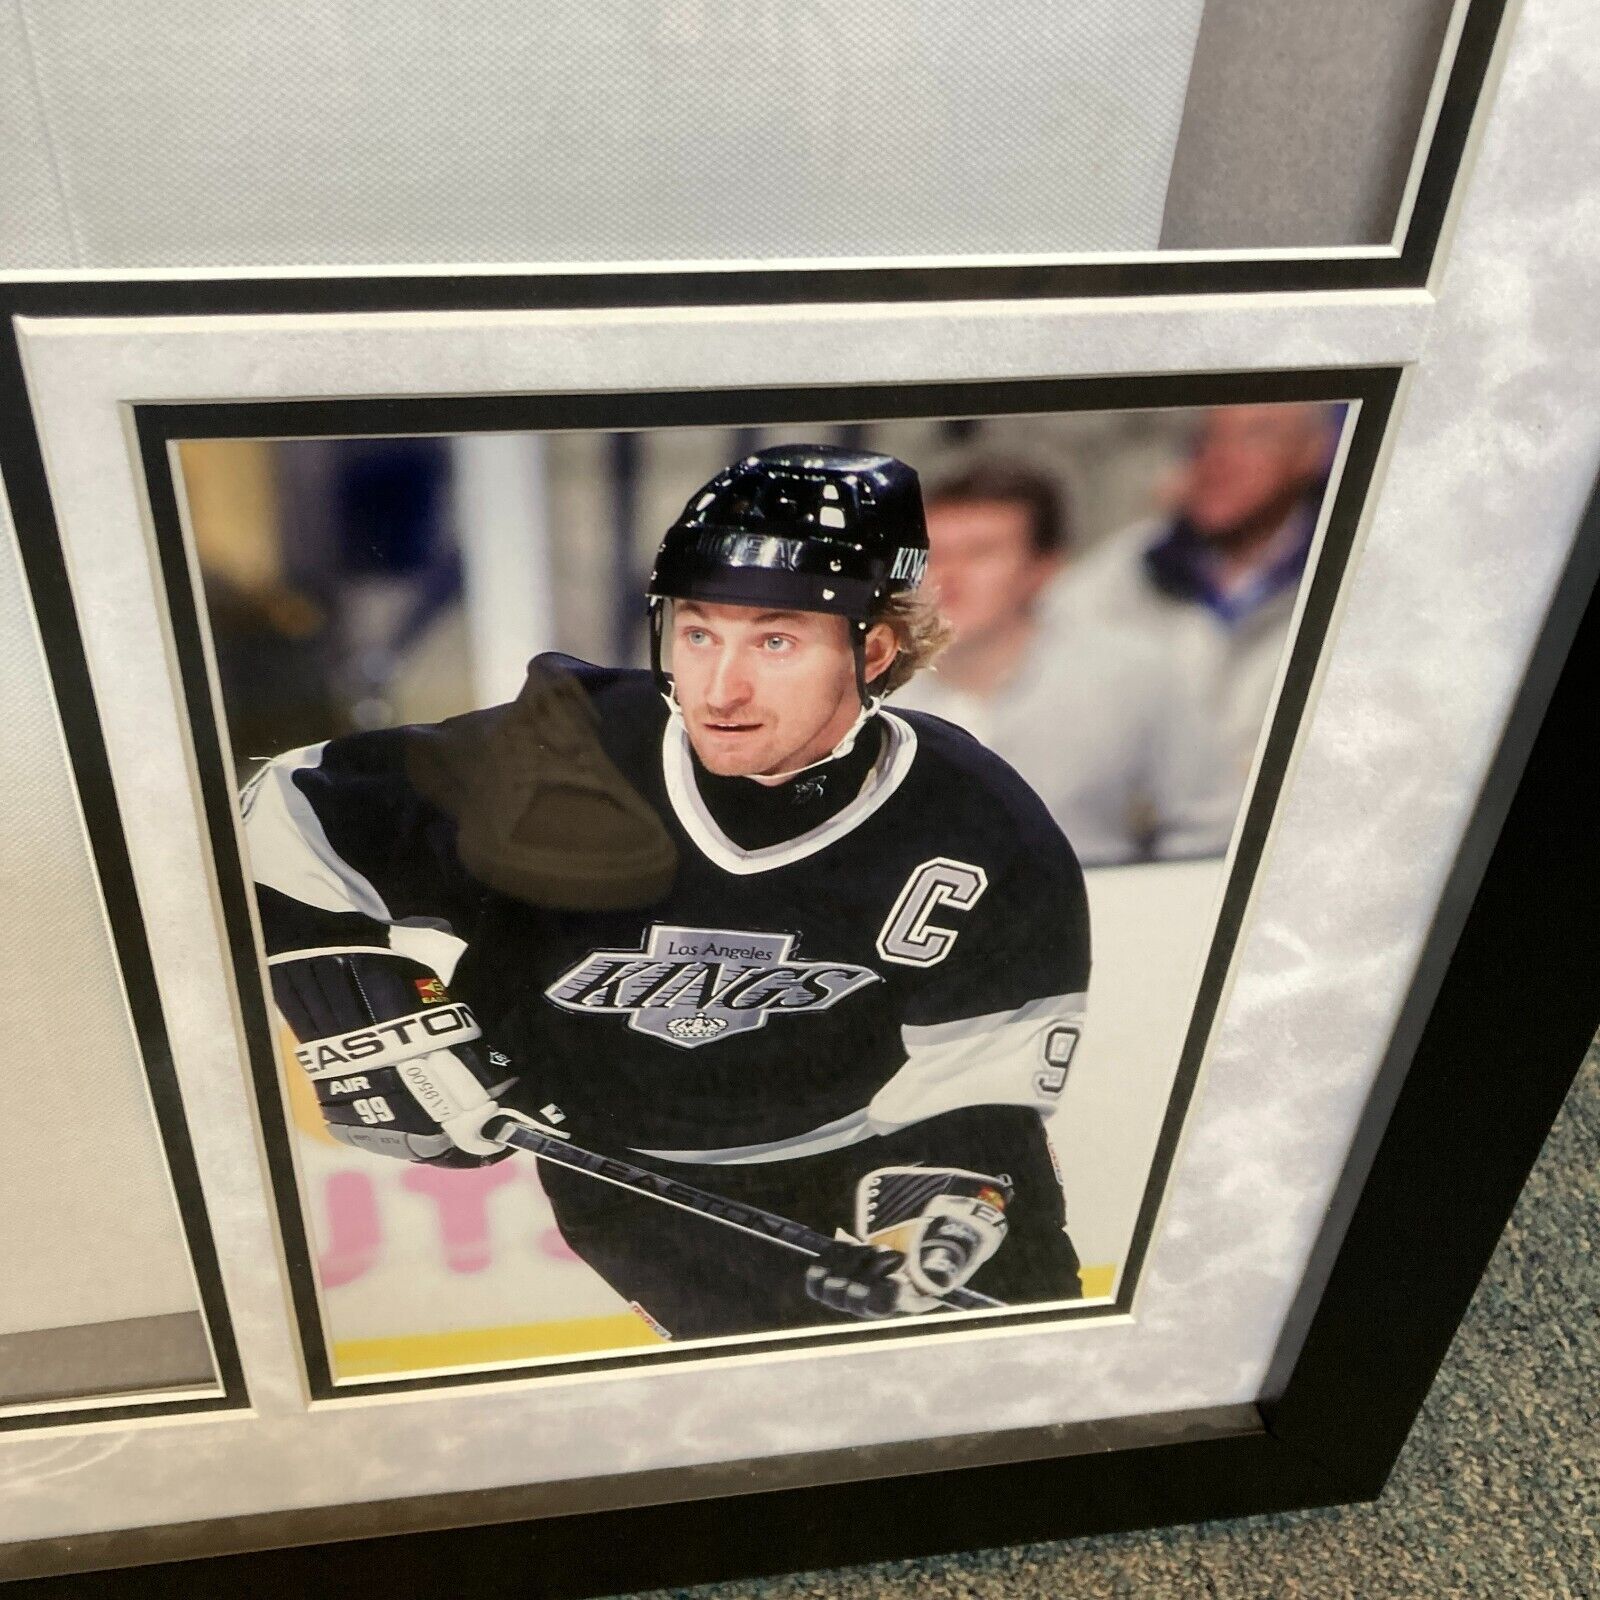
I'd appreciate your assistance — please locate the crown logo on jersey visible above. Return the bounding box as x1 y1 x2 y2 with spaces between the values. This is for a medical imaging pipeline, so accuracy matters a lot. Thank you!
667 1014 727 1042
544 924 880 1050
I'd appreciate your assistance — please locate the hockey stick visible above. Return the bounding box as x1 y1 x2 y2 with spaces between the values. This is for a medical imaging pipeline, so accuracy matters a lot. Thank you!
484 1113 1005 1313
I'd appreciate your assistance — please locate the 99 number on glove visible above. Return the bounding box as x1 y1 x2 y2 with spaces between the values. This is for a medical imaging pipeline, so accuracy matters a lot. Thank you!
270 947 520 1168
350 1095 396 1126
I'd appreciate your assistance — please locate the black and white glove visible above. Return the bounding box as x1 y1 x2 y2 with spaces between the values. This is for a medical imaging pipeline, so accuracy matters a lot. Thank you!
804 1166 1012 1319
269 948 550 1167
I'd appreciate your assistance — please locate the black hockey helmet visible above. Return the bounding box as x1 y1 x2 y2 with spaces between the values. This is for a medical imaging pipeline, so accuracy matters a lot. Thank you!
647 443 929 704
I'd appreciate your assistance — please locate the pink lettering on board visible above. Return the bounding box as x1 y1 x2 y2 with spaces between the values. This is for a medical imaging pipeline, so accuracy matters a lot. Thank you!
401 1161 516 1273
517 1162 582 1262
319 1171 381 1288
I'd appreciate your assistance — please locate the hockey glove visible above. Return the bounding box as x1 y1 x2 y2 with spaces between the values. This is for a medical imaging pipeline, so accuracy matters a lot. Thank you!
804 1166 1012 1318
269 949 547 1167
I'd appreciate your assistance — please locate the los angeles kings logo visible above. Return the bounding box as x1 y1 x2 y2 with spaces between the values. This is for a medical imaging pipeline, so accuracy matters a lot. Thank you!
545 924 880 1050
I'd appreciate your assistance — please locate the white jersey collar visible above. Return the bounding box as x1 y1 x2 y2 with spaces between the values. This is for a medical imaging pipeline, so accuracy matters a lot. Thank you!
662 711 918 875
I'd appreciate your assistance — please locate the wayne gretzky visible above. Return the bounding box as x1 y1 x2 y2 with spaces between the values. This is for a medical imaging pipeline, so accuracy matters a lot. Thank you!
247 443 1091 1340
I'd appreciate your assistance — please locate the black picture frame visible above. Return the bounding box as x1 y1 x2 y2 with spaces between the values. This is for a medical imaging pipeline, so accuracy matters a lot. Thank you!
2 344 1594 1586
1 0 1590 1561
0 420 249 1436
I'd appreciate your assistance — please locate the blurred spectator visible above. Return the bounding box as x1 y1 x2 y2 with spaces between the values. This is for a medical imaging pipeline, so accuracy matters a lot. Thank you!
890 459 1172 865
896 405 1342 864
1055 402 1345 860
903 458 1067 698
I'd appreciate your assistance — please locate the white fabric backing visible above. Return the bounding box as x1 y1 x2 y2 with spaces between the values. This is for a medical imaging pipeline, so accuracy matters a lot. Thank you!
0 0 1201 271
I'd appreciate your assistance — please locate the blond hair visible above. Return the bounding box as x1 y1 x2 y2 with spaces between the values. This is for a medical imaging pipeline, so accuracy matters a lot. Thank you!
874 588 955 696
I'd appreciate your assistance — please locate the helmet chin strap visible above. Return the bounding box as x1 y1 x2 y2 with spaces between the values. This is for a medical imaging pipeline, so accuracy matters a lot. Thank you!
751 697 883 785
662 687 883 785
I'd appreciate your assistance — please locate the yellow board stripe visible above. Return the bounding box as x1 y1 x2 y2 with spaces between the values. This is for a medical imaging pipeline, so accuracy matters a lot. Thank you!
1078 1264 1116 1299
335 1267 1119 1378
334 1313 664 1377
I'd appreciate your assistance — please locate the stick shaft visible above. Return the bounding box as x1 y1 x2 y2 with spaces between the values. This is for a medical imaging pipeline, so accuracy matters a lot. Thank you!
486 1115 1002 1312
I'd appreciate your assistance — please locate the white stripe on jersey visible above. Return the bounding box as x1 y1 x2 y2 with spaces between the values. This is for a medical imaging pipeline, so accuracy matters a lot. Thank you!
635 1106 873 1166
868 991 1088 1131
242 745 395 922
635 989 1087 1163
900 991 1088 1050
661 710 919 875
265 945 394 966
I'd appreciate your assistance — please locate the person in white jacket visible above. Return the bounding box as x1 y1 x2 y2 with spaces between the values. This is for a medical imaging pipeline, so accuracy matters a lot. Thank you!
1054 403 1344 860
891 458 1167 865
896 405 1342 863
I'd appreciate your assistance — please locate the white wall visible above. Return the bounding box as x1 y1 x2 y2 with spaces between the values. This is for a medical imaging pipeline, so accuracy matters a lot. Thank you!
1055 858 1225 1274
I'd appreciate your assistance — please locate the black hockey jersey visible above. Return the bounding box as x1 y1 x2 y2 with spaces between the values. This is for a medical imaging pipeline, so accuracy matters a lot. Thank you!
245 657 1090 1166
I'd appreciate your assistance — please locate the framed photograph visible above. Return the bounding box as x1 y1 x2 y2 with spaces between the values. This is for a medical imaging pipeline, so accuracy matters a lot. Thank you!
1 0 1595 1590
153 378 1378 1395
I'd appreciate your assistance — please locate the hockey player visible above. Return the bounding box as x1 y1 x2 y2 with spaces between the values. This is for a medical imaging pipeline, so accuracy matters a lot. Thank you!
246 443 1090 1341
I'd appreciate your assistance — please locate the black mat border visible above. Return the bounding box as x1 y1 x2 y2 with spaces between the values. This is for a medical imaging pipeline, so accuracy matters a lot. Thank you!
128 367 1390 1399
0 0 1505 322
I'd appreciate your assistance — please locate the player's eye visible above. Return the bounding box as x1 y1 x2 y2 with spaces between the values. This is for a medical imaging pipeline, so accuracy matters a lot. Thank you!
681 627 710 646
761 635 794 653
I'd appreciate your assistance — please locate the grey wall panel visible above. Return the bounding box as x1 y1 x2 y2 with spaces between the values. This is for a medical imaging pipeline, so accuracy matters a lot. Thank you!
0 1315 213 1407
1160 0 1458 248
0 0 1201 271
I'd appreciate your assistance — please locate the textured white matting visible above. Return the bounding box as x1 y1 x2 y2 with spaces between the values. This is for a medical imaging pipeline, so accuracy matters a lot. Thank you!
3 0 1600 1548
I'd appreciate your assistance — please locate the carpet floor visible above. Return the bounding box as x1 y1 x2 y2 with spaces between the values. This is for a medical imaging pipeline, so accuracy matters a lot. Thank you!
621 1044 1598 1600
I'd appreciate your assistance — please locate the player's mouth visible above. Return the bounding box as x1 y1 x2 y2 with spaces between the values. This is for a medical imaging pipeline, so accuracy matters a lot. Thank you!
702 719 761 735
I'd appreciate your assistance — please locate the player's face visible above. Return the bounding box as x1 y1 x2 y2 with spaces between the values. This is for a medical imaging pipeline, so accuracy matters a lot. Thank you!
670 601 895 780
924 498 1057 644
1182 404 1332 539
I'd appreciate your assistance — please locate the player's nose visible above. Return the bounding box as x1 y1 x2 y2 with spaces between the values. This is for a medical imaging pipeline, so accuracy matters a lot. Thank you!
705 647 751 710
